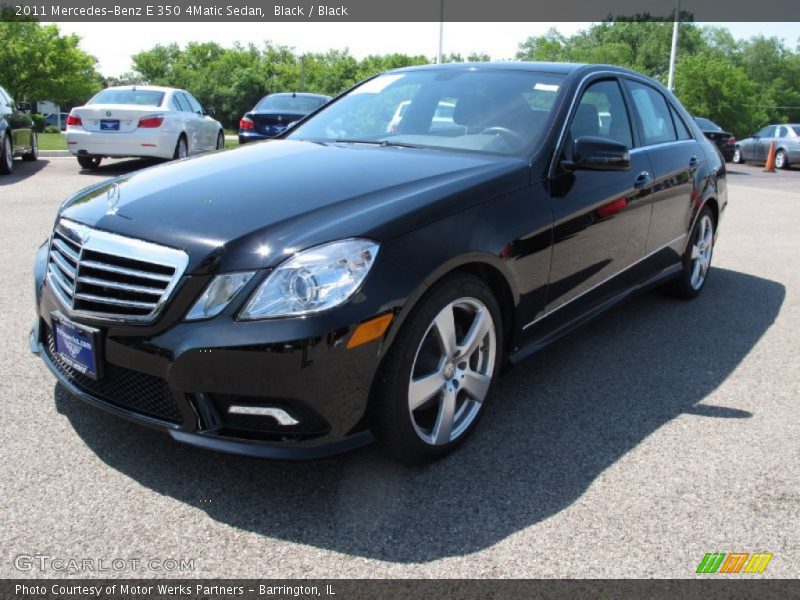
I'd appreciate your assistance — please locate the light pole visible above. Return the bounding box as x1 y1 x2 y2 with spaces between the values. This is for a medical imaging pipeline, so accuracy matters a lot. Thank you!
667 0 680 91
437 0 444 64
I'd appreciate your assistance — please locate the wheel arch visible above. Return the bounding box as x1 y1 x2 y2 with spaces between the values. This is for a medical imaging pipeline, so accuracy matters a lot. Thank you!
380 253 519 364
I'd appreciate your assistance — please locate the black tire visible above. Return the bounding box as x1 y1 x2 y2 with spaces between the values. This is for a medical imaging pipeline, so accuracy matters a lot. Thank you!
173 135 188 160
775 149 789 170
662 205 715 300
22 131 38 161
0 134 12 175
371 273 503 464
732 146 745 164
77 156 102 169
216 130 225 150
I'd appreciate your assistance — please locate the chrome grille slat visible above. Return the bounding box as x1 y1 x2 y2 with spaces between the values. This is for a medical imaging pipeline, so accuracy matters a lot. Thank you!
53 238 80 263
80 260 173 283
73 293 158 310
47 265 74 296
77 275 164 296
50 251 77 280
46 219 189 323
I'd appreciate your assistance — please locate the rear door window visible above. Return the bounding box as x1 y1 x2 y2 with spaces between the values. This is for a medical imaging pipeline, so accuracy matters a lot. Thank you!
626 80 678 146
670 106 693 140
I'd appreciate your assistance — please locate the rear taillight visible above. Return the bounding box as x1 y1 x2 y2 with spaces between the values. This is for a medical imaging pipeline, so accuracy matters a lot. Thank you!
138 115 164 128
66 114 82 126
726 136 735 146
239 116 254 130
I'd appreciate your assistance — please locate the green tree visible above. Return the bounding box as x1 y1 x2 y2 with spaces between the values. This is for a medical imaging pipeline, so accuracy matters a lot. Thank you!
0 21 102 106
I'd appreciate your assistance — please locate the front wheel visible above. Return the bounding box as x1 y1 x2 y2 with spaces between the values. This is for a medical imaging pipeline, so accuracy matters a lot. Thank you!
663 206 715 299
0 135 12 175
732 146 744 164
77 156 102 170
22 131 38 161
372 274 502 463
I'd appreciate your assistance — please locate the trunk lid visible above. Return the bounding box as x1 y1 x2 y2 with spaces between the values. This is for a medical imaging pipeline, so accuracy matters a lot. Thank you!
73 104 160 133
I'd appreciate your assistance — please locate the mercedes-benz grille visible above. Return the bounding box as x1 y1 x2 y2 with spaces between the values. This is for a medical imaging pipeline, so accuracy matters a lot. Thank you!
46 219 189 322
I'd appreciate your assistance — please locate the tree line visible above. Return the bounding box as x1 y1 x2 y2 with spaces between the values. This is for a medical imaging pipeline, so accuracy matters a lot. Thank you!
1 18 798 136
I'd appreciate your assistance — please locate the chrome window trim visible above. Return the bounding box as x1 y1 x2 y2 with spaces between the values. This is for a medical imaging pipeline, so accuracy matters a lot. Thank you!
549 70 698 177
523 234 687 330
46 218 189 324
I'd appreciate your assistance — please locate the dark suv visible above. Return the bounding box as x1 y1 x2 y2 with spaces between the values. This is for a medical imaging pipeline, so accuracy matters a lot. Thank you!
0 84 38 175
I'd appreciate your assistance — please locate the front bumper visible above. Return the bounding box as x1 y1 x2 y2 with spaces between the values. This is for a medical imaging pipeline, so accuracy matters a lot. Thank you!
31 245 387 459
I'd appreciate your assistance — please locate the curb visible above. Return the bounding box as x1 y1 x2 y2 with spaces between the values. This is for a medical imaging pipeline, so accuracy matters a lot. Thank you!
40 150 70 157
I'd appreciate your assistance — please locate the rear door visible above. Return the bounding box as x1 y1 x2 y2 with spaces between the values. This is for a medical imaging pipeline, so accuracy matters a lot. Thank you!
176 92 205 153
623 78 702 253
753 126 776 160
545 77 654 316
183 92 215 150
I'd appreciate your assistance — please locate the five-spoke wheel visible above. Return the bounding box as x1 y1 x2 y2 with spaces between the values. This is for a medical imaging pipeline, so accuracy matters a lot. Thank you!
372 274 502 463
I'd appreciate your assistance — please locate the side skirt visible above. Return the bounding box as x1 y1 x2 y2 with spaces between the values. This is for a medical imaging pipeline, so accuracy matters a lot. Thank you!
508 263 682 366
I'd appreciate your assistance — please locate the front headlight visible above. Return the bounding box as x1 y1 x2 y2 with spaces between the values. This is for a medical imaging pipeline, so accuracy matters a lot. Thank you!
239 238 379 320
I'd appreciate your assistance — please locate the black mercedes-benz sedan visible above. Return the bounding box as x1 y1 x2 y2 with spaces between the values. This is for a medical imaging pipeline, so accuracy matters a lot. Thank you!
31 63 726 463
694 116 735 162
238 92 331 144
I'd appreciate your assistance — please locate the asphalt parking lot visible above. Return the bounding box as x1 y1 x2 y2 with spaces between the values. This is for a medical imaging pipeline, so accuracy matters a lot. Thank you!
1 156 798 578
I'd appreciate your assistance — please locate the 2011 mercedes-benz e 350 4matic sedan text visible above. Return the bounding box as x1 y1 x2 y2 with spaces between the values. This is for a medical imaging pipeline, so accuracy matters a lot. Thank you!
31 63 726 463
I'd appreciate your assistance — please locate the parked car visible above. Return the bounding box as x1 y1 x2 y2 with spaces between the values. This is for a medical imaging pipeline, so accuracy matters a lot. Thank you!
0 84 38 175
43 112 70 131
238 92 331 144
733 123 800 169
694 117 735 162
31 63 726 463
66 85 224 169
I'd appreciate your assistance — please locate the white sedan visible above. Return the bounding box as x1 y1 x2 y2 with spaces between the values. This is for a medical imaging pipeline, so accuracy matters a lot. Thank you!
66 85 225 169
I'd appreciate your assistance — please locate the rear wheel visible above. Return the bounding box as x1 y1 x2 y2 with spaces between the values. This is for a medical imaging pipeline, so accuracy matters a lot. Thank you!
216 131 225 150
173 135 188 160
22 131 38 161
663 206 715 299
372 273 502 463
775 149 789 170
0 135 12 175
77 156 102 170
732 146 744 164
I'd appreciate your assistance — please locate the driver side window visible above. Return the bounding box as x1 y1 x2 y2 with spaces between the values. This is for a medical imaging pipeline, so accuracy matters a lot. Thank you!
567 79 632 160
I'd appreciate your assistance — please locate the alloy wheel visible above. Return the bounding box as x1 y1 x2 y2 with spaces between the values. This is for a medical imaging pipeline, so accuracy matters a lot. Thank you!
408 297 496 446
178 138 188 158
690 214 714 290
775 150 786 169
733 147 742 163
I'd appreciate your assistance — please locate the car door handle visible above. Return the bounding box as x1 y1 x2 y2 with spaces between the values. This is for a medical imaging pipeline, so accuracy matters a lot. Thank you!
633 171 653 190
689 155 699 168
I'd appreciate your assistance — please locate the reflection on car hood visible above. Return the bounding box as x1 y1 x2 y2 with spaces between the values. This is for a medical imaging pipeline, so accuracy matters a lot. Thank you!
59 140 528 273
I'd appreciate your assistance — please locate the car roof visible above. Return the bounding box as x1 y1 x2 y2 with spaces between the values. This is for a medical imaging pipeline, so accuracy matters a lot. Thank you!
102 85 177 94
388 61 648 78
266 92 331 99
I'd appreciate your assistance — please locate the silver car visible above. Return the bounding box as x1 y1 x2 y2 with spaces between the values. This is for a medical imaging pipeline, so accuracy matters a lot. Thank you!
733 123 800 169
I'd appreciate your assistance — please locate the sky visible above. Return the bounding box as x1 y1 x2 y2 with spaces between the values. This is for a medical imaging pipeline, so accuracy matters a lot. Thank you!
52 22 800 77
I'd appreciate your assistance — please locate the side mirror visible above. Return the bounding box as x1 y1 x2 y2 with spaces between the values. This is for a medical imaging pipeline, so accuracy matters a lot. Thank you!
566 136 630 171
17 102 31 112
204 108 215 117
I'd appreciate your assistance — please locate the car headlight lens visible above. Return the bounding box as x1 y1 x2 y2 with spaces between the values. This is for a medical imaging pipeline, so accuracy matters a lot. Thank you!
186 272 255 320
239 239 379 320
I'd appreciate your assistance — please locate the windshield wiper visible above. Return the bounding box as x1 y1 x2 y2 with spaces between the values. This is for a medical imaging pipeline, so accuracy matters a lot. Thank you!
333 139 426 149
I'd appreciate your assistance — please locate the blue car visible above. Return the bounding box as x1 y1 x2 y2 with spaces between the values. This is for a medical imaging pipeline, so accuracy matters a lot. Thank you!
238 92 331 144
43 112 70 131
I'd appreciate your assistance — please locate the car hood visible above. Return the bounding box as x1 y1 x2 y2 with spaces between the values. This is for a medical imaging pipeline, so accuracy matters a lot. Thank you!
59 140 529 273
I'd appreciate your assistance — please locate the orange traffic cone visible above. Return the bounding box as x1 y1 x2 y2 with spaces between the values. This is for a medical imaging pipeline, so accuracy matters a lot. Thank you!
764 141 777 172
